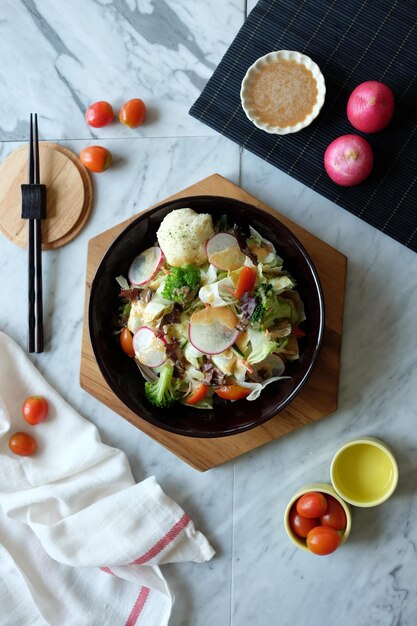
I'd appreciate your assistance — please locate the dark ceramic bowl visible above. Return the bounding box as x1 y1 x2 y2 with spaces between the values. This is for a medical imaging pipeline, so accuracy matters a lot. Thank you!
88 196 324 437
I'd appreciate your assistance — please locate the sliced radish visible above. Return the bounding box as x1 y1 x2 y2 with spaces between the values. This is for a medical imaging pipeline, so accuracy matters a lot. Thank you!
128 246 164 286
206 233 245 271
188 306 239 355
133 326 167 367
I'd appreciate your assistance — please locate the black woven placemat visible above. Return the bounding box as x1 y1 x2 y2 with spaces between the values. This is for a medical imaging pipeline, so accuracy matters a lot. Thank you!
190 0 417 252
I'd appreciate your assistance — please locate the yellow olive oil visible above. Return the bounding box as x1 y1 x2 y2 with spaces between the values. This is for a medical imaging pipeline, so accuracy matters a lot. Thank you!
333 443 395 503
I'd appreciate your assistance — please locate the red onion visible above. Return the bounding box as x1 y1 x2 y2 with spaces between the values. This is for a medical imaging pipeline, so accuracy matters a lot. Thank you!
347 81 394 133
324 135 374 186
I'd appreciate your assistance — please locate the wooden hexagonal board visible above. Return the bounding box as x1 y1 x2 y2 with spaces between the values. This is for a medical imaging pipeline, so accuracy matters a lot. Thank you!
80 174 347 471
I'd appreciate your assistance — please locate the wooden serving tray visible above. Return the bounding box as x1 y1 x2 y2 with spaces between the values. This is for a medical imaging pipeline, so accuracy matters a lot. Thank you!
80 174 347 471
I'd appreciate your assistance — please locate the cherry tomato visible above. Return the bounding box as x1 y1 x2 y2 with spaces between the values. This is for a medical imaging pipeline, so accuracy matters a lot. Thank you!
22 396 48 425
289 505 320 539
296 492 328 518
80 146 112 173
119 99 146 128
233 266 257 299
185 383 208 405
215 385 251 401
8 432 37 456
306 525 340 556
292 326 306 338
320 496 347 531
120 328 135 357
85 101 114 127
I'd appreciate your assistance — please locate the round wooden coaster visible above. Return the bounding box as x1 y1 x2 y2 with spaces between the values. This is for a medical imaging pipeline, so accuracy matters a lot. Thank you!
0 142 93 250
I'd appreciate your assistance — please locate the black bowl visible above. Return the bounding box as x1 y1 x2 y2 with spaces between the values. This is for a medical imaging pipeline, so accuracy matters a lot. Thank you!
88 196 324 437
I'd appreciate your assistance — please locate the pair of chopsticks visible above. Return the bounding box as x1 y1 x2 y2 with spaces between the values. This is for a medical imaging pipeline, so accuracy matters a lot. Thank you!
21 114 46 353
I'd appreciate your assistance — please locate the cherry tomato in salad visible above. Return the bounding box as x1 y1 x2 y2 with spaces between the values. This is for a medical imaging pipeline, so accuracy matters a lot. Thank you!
306 525 340 555
215 385 251 401
185 383 208 405
80 146 112 173
119 99 146 128
292 326 306 338
320 496 347 531
85 101 114 127
296 492 328 519
120 328 135 357
22 396 48 425
8 432 37 456
289 505 320 539
233 266 257 299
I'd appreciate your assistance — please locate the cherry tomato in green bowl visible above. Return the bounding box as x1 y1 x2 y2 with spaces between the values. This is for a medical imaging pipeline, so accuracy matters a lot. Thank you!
284 482 351 554
296 491 328 518
306 525 340 556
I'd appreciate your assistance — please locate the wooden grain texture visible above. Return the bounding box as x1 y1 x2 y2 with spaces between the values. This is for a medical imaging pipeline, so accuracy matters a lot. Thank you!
0 142 92 250
80 174 347 471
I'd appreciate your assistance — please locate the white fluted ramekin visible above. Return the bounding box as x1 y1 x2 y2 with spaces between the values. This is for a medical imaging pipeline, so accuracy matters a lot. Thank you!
240 50 326 135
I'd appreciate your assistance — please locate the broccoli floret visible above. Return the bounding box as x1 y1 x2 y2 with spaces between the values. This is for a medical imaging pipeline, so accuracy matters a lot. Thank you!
161 265 201 304
144 363 180 408
118 301 131 326
251 284 292 330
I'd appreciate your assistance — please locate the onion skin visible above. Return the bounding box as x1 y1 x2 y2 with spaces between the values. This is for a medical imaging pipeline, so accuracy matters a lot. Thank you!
347 81 394 133
324 135 374 186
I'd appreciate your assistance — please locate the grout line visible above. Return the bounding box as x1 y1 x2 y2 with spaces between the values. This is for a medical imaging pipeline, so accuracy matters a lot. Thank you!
0 134 220 144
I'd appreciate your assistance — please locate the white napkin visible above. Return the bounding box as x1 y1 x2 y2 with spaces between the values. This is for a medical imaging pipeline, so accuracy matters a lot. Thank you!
0 331 215 626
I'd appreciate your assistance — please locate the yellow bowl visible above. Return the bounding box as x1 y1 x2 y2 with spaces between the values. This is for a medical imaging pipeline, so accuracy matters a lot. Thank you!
284 482 352 552
330 437 399 507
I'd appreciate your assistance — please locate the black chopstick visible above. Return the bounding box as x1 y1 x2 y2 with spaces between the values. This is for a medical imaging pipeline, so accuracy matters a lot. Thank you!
27 114 36 352
26 113 44 353
33 114 43 352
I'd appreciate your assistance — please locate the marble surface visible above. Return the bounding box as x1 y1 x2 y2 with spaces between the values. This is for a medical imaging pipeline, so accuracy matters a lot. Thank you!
1 1 417 625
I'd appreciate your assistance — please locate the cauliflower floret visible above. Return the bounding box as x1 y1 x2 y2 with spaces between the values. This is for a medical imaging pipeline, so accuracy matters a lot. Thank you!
157 208 214 267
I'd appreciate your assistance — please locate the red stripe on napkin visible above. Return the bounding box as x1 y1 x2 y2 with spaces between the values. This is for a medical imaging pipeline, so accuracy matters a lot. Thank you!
100 566 114 575
131 513 191 565
125 586 150 626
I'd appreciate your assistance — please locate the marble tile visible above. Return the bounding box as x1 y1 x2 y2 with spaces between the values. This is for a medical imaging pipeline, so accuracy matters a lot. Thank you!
231 151 417 625
0 0 244 141
0 135 239 625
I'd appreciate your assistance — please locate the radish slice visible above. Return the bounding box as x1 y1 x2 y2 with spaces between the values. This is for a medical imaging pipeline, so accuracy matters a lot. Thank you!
206 233 245 271
189 307 239 355
133 326 167 367
128 246 164 286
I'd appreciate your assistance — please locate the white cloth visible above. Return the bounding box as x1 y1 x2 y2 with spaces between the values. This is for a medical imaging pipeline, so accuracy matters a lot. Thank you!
0 331 215 626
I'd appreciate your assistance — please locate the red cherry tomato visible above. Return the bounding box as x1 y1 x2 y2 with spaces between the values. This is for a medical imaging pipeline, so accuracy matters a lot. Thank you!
119 99 146 128
185 383 209 405
8 432 37 456
306 525 340 556
80 146 112 173
289 505 320 539
120 328 135 357
22 396 48 425
292 326 306 338
215 385 251 401
296 492 328 518
233 266 257 299
85 101 114 127
320 496 347 531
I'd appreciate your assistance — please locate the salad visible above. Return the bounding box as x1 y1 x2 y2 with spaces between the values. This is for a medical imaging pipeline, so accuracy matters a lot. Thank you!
115 208 306 410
